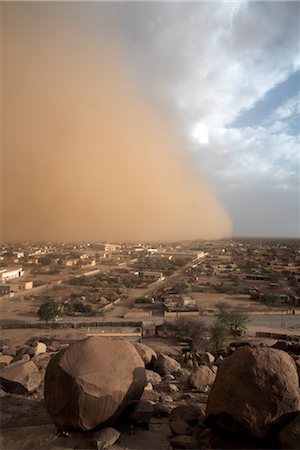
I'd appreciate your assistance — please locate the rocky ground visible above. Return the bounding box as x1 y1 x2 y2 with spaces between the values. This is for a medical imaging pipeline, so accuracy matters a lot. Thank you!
0 336 300 450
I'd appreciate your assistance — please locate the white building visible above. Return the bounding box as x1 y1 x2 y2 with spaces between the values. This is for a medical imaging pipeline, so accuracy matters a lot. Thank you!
0 267 24 282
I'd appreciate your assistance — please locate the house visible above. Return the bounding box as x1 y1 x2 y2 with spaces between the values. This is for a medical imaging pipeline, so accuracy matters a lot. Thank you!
0 267 24 282
140 271 165 282
0 284 11 297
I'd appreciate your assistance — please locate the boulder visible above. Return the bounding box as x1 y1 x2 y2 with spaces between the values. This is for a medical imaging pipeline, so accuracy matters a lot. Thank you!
12 354 30 364
144 382 153 391
145 369 162 385
92 427 120 450
199 352 215 365
169 404 205 424
153 354 181 376
32 342 47 357
189 366 216 392
134 343 157 367
32 352 52 370
153 402 172 417
211 365 218 374
1 345 16 357
170 435 199 449
206 347 300 439
128 400 154 425
44 337 146 431
278 412 300 449
0 359 41 394
141 389 160 402
159 394 173 403
0 355 13 366
154 381 179 393
169 420 192 435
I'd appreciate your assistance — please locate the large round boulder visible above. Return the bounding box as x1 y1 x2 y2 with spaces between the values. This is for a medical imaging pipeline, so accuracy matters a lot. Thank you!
44 337 146 431
206 347 300 440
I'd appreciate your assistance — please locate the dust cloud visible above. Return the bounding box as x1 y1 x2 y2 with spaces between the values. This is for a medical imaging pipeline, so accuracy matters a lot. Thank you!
1 4 232 243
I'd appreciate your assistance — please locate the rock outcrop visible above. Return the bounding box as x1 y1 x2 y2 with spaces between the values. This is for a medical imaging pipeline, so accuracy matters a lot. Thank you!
44 337 146 431
206 347 300 439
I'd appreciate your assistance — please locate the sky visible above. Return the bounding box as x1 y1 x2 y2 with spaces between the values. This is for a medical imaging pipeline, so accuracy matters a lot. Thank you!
1 1 300 241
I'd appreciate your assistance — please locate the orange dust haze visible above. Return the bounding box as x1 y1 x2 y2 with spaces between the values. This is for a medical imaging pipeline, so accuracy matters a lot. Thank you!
1 3 232 243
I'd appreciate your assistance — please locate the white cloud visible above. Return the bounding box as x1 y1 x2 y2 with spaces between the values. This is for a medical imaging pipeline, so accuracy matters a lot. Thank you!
112 1 300 236
272 94 300 121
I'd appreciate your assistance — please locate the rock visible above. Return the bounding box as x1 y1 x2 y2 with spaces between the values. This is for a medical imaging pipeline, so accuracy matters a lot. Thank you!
146 369 162 385
12 354 30 364
32 342 47 357
134 343 157 367
144 382 153 391
32 352 52 370
153 354 181 376
278 412 300 449
214 356 224 366
153 402 172 417
44 337 146 431
92 427 120 450
15 345 31 357
141 389 160 402
177 367 192 379
163 374 175 381
206 347 300 440
160 394 173 403
186 359 194 370
170 435 199 449
0 359 41 394
0 355 13 366
47 341 69 353
128 400 154 425
211 365 218 374
154 381 179 393
169 404 204 424
189 366 216 392
2 346 16 357
169 420 192 435
200 352 215 365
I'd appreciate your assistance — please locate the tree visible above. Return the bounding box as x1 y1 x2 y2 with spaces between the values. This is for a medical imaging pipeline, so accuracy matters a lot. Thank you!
167 316 207 351
37 301 60 324
260 294 281 310
210 322 228 350
72 301 94 315
216 302 250 339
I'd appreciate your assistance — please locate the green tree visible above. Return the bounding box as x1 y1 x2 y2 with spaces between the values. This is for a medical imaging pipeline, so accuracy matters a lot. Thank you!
216 302 250 339
260 294 281 310
37 301 60 324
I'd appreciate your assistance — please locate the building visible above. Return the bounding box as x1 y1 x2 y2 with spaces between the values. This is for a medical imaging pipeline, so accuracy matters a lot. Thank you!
155 251 205 260
86 322 142 342
140 271 165 282
0 284 11 297
0 267 24 283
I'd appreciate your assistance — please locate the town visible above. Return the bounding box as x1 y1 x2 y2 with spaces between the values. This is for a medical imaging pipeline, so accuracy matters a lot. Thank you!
0 238 299 343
